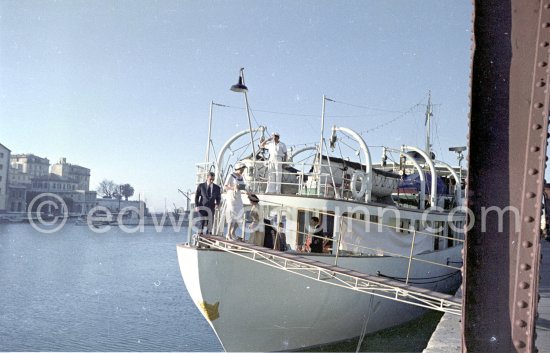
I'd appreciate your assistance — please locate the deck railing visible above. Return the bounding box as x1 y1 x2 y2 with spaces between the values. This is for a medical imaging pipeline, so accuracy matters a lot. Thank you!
190 198 465 286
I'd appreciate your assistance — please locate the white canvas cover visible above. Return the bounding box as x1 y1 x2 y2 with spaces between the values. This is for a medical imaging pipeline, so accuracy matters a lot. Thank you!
339 218 434 256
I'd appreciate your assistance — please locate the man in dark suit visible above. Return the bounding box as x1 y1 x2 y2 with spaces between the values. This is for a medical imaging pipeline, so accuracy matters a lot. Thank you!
194 171 221 235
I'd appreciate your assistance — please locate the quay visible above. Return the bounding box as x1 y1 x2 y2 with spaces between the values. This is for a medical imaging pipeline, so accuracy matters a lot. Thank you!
423 239 550 352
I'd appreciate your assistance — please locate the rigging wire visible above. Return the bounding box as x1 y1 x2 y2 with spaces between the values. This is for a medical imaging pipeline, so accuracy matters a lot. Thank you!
330 98 405 114
355 294 375 353
353 94 431 136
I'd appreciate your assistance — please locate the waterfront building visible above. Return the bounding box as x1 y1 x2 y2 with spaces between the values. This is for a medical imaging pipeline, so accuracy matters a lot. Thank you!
7 185 28 212
0 143 10 212
10 154 50 177
4 153 97 215
7 163 32 213
51 157 90 191
28 174 97 214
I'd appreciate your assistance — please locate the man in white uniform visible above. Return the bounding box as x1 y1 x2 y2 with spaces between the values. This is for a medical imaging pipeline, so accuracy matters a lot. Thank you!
260 132 287 194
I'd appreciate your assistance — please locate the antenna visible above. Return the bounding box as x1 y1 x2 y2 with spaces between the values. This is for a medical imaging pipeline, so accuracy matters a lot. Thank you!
425 91 433 155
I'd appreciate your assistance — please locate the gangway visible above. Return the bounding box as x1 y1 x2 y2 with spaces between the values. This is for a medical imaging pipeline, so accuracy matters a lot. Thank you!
195 235 462 315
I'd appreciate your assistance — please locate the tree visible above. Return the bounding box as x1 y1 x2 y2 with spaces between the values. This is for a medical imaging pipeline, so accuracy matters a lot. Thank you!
97 179 118 198
120 183 135 201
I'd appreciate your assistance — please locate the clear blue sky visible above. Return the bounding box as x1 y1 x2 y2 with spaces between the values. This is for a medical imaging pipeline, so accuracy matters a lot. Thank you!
1 1 478 211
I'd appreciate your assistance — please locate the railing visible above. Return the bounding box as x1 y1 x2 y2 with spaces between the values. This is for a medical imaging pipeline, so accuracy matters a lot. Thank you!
194 158 401 201
196 235 462 316
204 157 461 208
190 197 465 286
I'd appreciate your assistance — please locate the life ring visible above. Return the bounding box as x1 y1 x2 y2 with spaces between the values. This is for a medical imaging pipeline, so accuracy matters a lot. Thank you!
350 171 367 200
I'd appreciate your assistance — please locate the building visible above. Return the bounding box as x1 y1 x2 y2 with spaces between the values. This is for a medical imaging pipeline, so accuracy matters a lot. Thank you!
0 143 10 212
28 174 97 214
8 153 50 214
10 154 50 177
6 153 97 215
51 157 90 191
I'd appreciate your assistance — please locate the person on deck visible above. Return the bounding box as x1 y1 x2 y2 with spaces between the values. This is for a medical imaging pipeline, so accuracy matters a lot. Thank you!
224 162 248 240
274 222 287 251
247 194 264 246
194 171 221 235
260 132 287 194
308 216 325 253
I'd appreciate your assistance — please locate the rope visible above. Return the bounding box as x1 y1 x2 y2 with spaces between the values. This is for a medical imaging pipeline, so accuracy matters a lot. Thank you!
377 270 461 285
355 293 374 352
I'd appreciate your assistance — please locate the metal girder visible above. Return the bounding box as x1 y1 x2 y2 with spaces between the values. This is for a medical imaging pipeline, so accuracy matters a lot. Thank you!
464 1 549 352
198 235 462 315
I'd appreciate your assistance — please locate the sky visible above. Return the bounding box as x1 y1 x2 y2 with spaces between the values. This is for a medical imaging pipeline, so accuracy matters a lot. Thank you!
0 0 476 211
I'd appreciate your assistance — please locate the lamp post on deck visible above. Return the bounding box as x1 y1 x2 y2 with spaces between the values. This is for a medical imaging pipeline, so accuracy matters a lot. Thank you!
230 68 256 188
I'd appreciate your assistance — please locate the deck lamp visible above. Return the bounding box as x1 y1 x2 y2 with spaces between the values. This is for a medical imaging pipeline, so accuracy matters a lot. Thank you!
230 68 256 188
230 69 248 92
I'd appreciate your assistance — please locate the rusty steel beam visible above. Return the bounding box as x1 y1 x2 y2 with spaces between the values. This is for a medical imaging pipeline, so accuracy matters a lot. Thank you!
464 1 549 352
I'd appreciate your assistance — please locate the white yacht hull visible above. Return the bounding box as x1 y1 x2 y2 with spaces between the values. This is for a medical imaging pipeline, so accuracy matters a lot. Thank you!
177 244 461 352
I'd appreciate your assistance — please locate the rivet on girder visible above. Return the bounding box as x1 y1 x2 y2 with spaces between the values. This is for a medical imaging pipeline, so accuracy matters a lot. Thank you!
522 240 533 248
524 216 535 222
536 81 546 87
533 123 543 130
526 192 536 199
520 263 532 271
515 319 527 327
535 102 544 108
514 340 526 348
519 281 530 289
531 146 541 152
517 300 528 308
528 168 539 175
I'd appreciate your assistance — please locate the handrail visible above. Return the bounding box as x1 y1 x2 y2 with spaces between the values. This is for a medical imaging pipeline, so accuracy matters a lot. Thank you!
190 199 465 279
195 235 462 316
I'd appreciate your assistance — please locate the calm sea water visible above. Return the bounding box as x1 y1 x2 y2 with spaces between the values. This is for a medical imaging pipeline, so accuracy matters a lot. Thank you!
0 223 223 352
0 222 442 352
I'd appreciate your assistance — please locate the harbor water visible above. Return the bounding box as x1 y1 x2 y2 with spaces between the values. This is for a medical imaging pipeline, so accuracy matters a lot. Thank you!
0 223 222 352
0 222 441 352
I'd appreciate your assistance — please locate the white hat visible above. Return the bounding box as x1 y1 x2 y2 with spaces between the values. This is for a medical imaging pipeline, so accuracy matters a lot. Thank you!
272 132 280 137
234 161 247 170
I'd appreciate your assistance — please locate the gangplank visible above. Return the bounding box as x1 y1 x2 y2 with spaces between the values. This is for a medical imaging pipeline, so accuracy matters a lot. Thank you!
194 235 462 315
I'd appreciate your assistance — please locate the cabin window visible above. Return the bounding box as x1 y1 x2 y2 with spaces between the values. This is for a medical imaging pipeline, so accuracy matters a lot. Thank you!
369 215 379 224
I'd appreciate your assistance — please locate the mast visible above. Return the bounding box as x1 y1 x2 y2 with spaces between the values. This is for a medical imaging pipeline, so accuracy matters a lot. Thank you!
318 96 327 172
425 91 433 156
205 100 214 164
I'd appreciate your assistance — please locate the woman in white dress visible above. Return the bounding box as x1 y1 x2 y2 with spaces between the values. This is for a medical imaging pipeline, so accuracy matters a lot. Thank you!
224 162 247 239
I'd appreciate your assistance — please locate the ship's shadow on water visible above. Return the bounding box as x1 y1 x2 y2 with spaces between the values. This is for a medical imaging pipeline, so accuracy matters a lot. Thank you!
301 310 444 352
